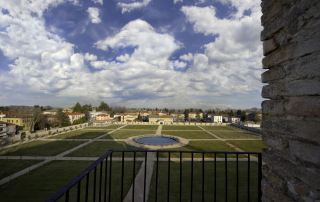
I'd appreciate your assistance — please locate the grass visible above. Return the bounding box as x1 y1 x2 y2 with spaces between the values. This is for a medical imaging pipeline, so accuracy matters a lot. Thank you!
211 131 260 139
148 161 259 202
201 126 241 131
102 130 156 139
227 140 266 152
0 160 42 179
162 125 200 130
0 161 92 202
123 125 159 130
161 130 215 139
0 160 141 202
159 141 236 158
58 161 142 202
0 141 83 156
49 130 107 139
66 141 141 157
88 125 124 129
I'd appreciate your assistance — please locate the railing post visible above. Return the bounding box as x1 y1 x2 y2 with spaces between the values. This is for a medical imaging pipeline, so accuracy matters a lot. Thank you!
258 153 262 202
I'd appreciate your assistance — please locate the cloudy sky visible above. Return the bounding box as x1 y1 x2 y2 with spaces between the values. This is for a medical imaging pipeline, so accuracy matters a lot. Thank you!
0 0 263 109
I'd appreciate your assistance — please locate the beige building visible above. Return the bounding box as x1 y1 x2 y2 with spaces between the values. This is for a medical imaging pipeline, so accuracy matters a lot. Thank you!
213 115 223 123
149 115 173 125
67 112 85 124
0 117 32 130
231 117 241 123
188 112 203 119
120 113 139 122
96 113 112 121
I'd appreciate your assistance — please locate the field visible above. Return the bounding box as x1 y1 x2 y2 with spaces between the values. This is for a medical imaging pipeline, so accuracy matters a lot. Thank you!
0 124 264 201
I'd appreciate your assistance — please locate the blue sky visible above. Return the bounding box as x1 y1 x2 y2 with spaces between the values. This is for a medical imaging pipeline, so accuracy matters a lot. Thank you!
0 0 263 109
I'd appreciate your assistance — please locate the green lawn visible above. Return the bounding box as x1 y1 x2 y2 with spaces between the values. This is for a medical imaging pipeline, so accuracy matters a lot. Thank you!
162 125 200 130
159 141 236 158
202 126 241 131
0 141 83 156
57 161 142 202
211 131 260 139
148 161 259 202
0 160 141 202
124 125 159 130
0 160 42 179
66 141 140 157
102 130 156 139
227 140 266 152
161 130 215 139
49 130 107 139
89 125 124 129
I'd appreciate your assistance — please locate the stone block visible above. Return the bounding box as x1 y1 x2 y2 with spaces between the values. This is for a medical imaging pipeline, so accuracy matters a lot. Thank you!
261 66 286 83
286 97 320 117
263 38 278 55
262 100 286 115
289 140 320 165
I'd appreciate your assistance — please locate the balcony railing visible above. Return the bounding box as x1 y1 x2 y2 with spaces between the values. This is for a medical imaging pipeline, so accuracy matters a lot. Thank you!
46 150 262 202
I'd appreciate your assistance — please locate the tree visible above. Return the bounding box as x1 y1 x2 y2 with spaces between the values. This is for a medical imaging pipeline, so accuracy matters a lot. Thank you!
184 109 189 122
98 101 111 111
72 117 87 125
248 112 262 123
240 111 247 122
73 102 82 113
56 109 71 127
30 107 43 132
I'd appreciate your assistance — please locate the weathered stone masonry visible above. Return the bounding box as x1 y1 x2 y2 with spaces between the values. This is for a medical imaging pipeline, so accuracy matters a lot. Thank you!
261 0 320 201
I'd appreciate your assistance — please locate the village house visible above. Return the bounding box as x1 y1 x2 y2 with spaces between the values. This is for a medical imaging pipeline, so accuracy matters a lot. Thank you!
0 116 33 131
188 112 203 120
149 115 174 125
95 113 112 122
0 121 18 138
231 117 241 123
67 112 85 124
213 115 223 123
42 109 58 116
120 113 139 122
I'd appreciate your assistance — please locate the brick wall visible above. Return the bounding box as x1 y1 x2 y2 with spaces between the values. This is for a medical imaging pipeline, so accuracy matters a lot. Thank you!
261 0 320 201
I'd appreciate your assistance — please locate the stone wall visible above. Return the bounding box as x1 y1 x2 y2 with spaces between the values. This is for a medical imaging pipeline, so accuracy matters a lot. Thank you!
0 123 89 148
261 0 320 201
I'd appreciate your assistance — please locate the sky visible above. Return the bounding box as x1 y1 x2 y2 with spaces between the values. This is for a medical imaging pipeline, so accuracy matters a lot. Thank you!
0 0 263 109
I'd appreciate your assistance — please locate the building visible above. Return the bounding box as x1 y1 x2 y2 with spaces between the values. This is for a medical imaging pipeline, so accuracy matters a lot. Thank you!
231 117 241 123
149 115 173 125
171 113 185 122
0 121 18 138
0 117 33 131
188 112 203 120
120 113 139 122
222 116 229 123
67 112 85 124
95 113 112 122
213 115 223 123
43 109 58 116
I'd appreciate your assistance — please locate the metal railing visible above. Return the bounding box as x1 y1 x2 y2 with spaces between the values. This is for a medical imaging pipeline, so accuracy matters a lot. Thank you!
46 150 262 202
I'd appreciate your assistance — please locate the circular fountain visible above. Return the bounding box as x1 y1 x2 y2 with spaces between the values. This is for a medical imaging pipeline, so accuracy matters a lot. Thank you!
126 134 189 149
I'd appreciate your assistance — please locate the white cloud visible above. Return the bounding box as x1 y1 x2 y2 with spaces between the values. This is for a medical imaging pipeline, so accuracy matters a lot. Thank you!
0 1 263 108
116 54 130 62
84 53 98 61
180 53 193 61
170 60 187 70
117 0 151 13
173 0 183 4
96 19 180 68
91 0 103 5
87 7 101 24
181 3 263 94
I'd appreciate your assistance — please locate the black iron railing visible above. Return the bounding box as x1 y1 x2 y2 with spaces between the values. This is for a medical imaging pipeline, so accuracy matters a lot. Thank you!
46 150 262 202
